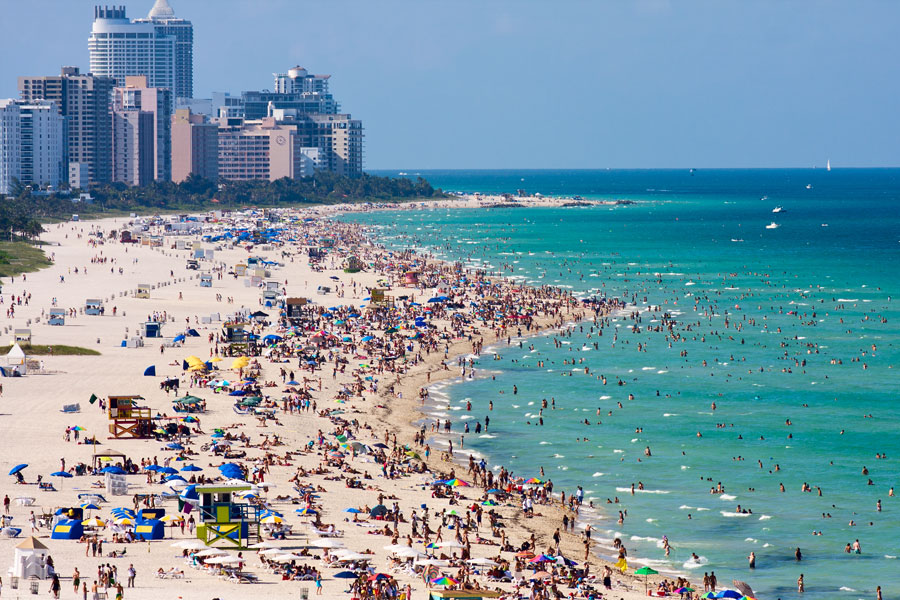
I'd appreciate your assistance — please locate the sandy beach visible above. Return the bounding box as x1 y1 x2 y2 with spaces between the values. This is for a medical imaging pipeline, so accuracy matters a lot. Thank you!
0 203 666 600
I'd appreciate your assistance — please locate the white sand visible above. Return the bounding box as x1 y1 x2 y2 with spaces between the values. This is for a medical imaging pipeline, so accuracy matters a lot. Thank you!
0 211 656 600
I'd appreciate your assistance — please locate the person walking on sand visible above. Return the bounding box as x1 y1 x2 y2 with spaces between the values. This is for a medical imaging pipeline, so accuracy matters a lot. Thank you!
126 564 135 588
314 573 322 595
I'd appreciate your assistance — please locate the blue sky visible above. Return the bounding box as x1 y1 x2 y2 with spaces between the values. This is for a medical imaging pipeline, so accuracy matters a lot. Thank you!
1 0 898 169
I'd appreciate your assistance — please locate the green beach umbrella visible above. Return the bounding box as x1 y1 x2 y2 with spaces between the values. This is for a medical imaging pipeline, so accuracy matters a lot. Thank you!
634 566 658 593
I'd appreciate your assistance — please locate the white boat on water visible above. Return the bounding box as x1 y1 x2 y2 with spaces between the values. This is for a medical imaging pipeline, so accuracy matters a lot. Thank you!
772 206 784 213
806 184 813 189
766 222 779 230
827 159 831 171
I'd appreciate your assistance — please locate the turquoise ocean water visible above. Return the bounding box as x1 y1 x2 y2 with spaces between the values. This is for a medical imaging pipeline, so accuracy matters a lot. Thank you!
351 169 900 599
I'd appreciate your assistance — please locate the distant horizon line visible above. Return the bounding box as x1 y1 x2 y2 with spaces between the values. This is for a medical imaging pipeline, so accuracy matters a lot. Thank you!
367 166 900 173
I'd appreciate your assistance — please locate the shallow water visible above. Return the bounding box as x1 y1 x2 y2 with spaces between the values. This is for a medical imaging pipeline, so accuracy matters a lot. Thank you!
348 169 900 599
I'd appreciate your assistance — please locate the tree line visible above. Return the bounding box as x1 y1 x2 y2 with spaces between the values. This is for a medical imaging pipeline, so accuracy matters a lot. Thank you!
0 172 444 240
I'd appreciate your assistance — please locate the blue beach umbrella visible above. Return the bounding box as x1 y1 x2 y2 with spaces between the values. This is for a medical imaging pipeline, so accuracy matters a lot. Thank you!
344 508 362 514
158 466 178 475
173 334 186 343
9 464 28 476
50 471 73 478
180 464 202 472
165 443 184 450
143 465 160 472
100 466 126 475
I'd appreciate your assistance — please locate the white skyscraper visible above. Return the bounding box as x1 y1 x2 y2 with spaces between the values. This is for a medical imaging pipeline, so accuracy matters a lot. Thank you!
88 2 193 101
0 100 65 194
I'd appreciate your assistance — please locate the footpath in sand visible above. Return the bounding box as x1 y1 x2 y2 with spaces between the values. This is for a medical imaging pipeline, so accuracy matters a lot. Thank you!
0 208 660 600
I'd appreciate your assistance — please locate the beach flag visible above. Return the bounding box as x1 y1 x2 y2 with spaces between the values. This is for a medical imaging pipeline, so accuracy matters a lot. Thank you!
615 557 628 573
89 394 98 405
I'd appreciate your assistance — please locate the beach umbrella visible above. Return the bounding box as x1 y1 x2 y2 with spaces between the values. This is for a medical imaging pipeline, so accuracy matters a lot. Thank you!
50 471 73 478
114 517 134 526
81 517 106 527
634 566 658 593
295 507 317 515
180 464 202 472
160 514 183 522
516 551 535 559
430 576 458 586
165 443 184 450
8 464 27 476
467 557 499 566
370 504 388 518
68 425 85 431
195 548 228 557
675 588 694 595
529 554 555 563
80 503 101 511
100 466 126 475
715 592 744 599
260 515 283 524
248 541 277 550
334 571 358 579
143 465 160 472
308 538 344 549
443 479 470 487
158 466 178 475
732 581 755 598
273 553 304 563
486 488 503 494
344 508 362 514
173 334 186 343
525 477 543 484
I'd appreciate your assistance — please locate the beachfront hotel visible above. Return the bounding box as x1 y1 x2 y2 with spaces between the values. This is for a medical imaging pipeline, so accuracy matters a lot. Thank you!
0 99 66 194
216 111 321 182
112 76 172 185
88 1 193 104
18 67 116 187
171 108 218 183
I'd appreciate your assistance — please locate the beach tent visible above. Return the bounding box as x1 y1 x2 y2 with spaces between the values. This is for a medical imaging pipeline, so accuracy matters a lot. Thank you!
5 343 27 376
143 366 156 376
51 519 84 540
11 537 50 579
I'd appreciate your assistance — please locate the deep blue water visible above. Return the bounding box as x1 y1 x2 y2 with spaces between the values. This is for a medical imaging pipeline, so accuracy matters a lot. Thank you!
355 169 900 599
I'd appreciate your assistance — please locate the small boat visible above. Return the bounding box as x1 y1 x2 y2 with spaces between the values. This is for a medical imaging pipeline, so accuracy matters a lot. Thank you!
731 238 745 243
772 206 784 213
827 159 831 171
821 223 829 227
760 195 768 201
766 222 779 229
806 184 813 189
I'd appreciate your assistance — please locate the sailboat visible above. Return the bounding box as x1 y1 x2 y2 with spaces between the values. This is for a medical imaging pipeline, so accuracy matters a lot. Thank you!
827 159 831 172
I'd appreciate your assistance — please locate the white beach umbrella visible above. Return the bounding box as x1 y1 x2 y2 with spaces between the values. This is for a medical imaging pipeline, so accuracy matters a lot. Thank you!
436 541 465 548
205 555 240 565
195 548 229 557
308 538 344 549
273 553 304 563
415 559 450 567
467 557 499 566
249 541 277 549
334 552 370 561
395 548 425 559
259 548 284 556
172 540 206 550
383 544 410 552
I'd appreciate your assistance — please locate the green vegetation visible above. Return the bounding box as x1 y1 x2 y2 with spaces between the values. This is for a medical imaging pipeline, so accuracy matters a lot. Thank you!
1 172 444 221
0 242 52 278
0 171 443 276
0 344 101 356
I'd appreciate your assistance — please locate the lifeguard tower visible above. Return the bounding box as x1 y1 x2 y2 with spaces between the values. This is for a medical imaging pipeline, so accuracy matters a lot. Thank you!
107 395 153 439
195 483 261 549
13 329 31 344
48 309 66 325
404 270 420 285
200 274 213 287
141 321 163 338
369 288 394 308
234 263 247 276
343 255 363 273
136 284 151 299
85 299 104 315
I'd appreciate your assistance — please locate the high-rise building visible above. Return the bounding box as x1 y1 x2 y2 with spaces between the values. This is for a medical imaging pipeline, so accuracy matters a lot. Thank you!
135 0 193 100
19 67 116 187
0 100 65 194
88 2 193 102
112 109 155 187
171 108 218 183
113 76 171 183
216 114 319 182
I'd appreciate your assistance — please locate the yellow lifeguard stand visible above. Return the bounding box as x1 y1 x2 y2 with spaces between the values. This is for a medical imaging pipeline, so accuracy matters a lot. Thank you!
136 284 151 299
194 483 261 549
107 395 153 439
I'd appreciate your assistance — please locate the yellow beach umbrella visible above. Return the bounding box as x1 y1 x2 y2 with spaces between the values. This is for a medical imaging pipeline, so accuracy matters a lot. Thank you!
185 355 205 365
160 514 184 523
81 517 106 527
260 515 283 524
231 357 250 370
210 356 223 362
